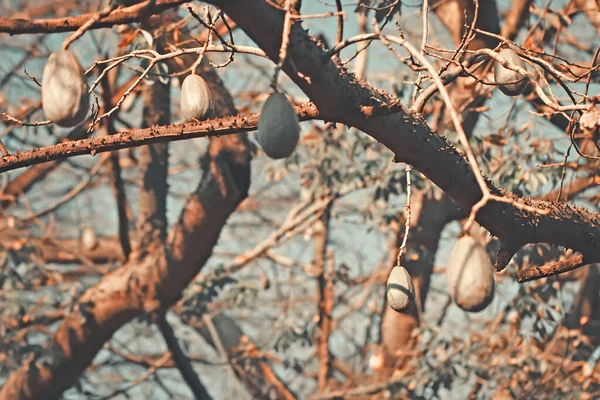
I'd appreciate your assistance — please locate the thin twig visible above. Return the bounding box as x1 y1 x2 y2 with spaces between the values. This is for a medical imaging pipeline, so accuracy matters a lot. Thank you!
272 0 294 88
62 3 118 50
517 254 586 283
396 165 412 265
202 314 246 399
2 112 51 126
156 315 212 400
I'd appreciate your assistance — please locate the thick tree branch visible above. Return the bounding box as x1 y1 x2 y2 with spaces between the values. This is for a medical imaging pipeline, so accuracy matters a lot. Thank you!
206 0 600 265
0 133 251 400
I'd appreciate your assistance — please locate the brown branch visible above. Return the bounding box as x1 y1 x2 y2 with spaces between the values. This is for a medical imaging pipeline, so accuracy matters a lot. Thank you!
334 0 343 46
0 124 251 400
100 73 132 261
207 0 600 267
541 173 600 202
517 254 586 283
0 104 318 174
156 315 212 400
62 3 118 51
135 68 170 250
179 311 297 399
0 0 191 35
314 206 332 392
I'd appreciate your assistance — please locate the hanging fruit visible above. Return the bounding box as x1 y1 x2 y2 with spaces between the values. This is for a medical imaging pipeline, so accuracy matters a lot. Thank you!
446 235 495 312
493 48 528 97
180 73 214 121
386 265 416 312
256 92 300 159
81 226 98 251
42 50 90 127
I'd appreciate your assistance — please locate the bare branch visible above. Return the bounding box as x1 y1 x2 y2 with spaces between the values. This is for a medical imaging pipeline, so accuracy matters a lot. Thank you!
0 104 319 174
0 0 191 35
156 315 212 399
517 254 586 283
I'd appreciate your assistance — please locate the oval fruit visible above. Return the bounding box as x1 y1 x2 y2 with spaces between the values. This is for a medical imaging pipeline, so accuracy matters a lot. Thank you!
81 226 98 251
494 48 527 97
386 265 416 312
180 74 214 122
256 92 300 159
446 235 495 312
41 51 89 127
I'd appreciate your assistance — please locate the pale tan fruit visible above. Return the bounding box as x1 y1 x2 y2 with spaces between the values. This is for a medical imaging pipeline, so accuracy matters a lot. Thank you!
81 226 98 251
386 265 415 312
41 51 89 127
256 92 300 159
494 48 527 97
180 74 214 121
446 235 495 312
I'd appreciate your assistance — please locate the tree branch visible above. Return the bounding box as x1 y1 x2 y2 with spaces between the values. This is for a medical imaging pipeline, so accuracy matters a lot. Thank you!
1 75 139 208
100 73 132 261
0 104 318 174
135 73 170 250
0 0 191 35
517 254 586 283
206 0 600 266
156 315 212 400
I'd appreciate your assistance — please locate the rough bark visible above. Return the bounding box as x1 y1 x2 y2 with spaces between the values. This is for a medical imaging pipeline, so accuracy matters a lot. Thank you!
0 104 318 173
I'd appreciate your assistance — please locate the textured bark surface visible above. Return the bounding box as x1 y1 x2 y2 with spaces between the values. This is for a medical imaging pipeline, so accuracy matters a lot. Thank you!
207 0 600 262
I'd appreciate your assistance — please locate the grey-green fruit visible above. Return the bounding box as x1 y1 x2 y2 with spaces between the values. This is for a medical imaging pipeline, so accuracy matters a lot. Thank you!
257 92 299 159
42 51 90 127
494 48 527 97
386 265 415 312
447 235 495 312
81 226 98 251
180 74 214 121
